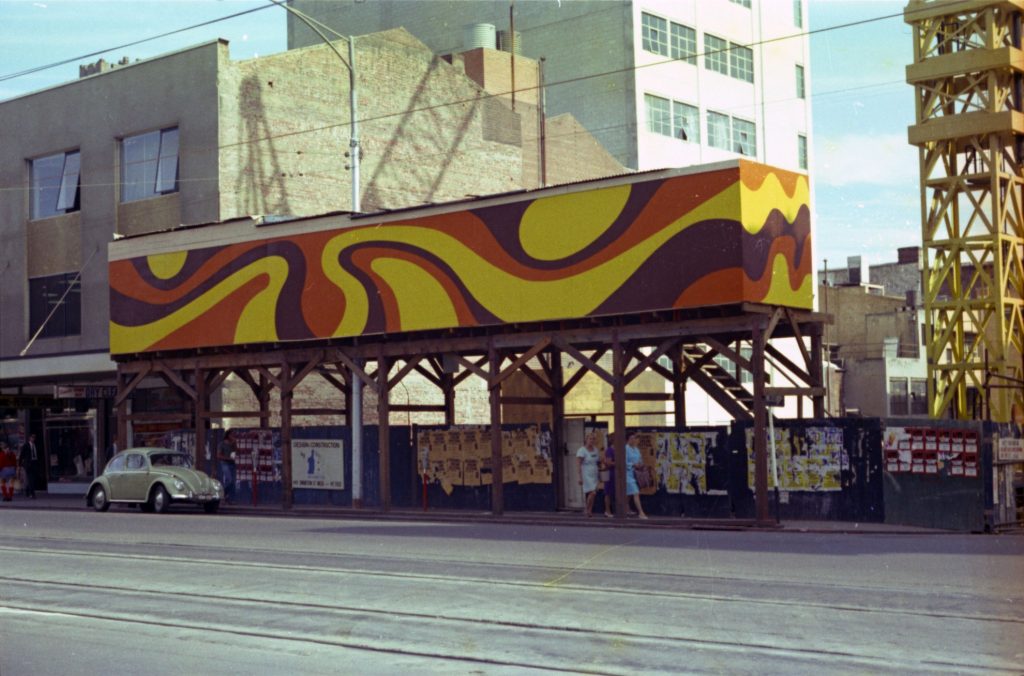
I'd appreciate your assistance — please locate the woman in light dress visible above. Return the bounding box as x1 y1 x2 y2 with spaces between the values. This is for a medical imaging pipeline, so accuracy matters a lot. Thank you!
576 432 601 517
625 432 648 519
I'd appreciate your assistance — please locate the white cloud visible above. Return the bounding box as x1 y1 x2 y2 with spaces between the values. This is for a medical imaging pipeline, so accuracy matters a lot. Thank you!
813 133 919 188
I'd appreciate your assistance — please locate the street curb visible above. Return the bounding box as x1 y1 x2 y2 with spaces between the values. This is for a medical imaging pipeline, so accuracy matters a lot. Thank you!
0 496 975 535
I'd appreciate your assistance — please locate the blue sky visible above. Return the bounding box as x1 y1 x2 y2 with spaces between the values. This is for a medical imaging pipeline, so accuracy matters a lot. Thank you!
0 0 919 269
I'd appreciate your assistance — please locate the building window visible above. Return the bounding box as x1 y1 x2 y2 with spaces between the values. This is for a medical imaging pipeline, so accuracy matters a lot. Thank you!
28 272 81 338
704 34 729 75
798 134 808 170
641 13 669 56
910 378 928 415
645 94 672 136
670 23 697 65
729 43 754 83
795 64 805 98
673 101 699 142
732 117 756 155
30 151 81 220
794 0 803 28
707 111 731 150
122 127 179 203
730 0 752 7
889 378 909 416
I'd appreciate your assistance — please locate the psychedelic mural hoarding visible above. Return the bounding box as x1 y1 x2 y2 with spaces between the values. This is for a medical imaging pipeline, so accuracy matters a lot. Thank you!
109 161 811 354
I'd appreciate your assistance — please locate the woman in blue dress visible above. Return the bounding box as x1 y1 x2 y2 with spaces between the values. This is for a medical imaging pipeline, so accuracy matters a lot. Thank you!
625 432 648 519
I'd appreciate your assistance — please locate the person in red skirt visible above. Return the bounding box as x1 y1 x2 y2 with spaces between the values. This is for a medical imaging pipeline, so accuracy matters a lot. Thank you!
0 441 17 501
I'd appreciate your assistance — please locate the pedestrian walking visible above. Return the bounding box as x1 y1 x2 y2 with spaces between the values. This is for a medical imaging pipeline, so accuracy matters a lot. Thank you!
19 433 39 498
218 429 238 504
601 443 615 517
625 432 648 519
0 441 17 501
576 432 601 517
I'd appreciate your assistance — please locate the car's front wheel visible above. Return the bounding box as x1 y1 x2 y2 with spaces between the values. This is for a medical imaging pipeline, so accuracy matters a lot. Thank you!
150 485 170 514
90 486 110 512
203 500 220 514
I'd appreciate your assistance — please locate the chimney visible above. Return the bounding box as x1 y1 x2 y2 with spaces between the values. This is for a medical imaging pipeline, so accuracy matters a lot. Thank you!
847 255 863 285
897 247 920 265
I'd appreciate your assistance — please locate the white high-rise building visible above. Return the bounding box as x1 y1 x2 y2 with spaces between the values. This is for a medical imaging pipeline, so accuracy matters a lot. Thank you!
287 0 812 174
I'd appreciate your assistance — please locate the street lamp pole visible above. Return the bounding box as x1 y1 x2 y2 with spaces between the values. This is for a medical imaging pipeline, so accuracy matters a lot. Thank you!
268 0 359 211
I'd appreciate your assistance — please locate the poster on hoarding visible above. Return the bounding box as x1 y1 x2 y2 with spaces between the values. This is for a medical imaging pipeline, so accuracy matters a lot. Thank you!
291 439 344 490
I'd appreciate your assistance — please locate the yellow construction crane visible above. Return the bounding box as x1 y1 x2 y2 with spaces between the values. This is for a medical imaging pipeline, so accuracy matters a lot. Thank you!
906 0 1024 422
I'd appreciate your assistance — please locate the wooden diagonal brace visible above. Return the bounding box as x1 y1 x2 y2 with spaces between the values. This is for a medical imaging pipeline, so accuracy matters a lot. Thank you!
115 363 152 407
623 337 678 384
493 338 551 387
552 336 615 386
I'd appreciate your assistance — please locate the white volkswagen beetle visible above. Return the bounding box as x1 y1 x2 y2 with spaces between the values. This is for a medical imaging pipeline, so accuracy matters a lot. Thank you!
86 448 223 513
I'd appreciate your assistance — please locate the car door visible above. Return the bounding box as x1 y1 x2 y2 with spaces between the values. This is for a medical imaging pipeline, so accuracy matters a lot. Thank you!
120 452 150 501
104 454 128 500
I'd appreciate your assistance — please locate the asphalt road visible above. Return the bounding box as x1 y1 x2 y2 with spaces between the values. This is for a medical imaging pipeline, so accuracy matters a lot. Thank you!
1 509 1021 675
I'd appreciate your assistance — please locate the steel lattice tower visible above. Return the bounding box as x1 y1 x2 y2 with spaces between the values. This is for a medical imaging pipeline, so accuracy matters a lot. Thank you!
906 0 1024 421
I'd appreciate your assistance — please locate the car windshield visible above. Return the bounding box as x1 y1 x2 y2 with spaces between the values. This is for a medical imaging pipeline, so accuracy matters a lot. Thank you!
150 453 193 469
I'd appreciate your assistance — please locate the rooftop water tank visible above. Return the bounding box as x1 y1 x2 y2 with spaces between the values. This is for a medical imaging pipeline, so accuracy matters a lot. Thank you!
464 23 497 50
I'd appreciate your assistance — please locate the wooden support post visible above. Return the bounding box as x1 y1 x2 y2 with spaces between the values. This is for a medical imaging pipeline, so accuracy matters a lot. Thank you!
550 349 565 509
258 372 270 429
195 367 208 473
672 344 685 427
752 325 771 524
443 371 456 425
612 332 627 518
115 368 129 453
377 351 391 511
810 330 825 418
489 342 504 515
281 364 294 510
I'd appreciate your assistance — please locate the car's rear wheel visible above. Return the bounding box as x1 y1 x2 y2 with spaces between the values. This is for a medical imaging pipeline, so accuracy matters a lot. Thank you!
150 485 170 514
90 486 110 512
203 500 220 514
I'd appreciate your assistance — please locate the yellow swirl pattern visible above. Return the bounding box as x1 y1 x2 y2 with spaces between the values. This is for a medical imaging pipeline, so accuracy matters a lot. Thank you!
147 251 188 280
370 257 459 332
739 172 810 235
519 184 631 261
111 257 288 353
321 184 740 337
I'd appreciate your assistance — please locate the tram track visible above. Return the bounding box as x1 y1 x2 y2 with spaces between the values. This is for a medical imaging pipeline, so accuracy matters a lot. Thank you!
1 576 1013 675
3 512 1022 673
0 537 1020 627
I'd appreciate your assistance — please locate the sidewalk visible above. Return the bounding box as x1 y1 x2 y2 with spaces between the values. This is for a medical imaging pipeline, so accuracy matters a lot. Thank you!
0 491 972 534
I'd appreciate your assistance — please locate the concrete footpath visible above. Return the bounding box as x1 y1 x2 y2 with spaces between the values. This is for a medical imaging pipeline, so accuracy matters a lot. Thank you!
0 491 976 534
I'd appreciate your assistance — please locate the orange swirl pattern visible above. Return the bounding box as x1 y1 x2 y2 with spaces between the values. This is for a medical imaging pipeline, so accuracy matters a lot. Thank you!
109 161 812 354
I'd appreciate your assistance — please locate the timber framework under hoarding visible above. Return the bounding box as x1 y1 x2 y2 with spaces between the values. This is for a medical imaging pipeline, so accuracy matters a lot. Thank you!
108 159 827 523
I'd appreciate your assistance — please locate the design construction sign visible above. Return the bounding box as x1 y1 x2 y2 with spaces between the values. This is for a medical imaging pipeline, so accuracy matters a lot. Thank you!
292 439 344 490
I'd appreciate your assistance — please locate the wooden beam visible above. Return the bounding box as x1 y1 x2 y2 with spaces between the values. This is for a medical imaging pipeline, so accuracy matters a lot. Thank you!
493 337 551 386
765 343 814 386
333 352 378 393
412 363 443 388
456 354 492 382
388 356 423 390
285 353 324 391
489 342 503 515
377 350 392 512
452 355 487 386
623 337 678 384
114 364 151 407
552 336 615 385
256 365 284 391
784 308 813 369
154 363 197 402
516 362 554 396
290 407 348 416
563 347 606 395
686 366 753 421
